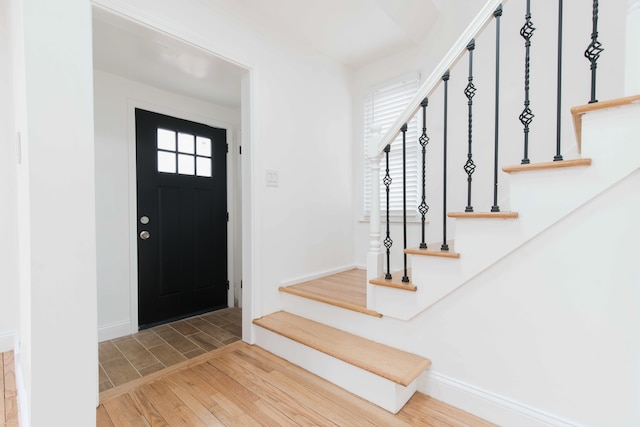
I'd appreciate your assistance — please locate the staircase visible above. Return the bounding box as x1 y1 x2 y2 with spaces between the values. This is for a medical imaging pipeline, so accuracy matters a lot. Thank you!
253 94 640 417
252 0 640 424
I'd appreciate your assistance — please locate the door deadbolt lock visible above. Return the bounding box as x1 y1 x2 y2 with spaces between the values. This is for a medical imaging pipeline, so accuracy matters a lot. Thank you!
140 230 150 240
140 216 150 225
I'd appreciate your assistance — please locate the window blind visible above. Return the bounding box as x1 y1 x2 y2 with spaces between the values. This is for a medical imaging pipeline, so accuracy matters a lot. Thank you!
363 77 420 218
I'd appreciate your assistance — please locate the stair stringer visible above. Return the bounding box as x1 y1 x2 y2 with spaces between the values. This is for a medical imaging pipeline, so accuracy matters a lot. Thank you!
368 101 640 321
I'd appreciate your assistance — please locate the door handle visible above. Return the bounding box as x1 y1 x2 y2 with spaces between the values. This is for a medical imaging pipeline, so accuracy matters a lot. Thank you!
140 231 150 240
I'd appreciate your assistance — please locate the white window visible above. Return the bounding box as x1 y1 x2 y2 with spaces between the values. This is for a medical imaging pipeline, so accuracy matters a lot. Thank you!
363 76 420 218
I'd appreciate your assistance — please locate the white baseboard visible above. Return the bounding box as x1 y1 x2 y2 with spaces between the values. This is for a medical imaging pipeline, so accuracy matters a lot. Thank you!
98 320 132 342
419 371 584 427
0 331 16 352
13 333 29 427
279 264 360 287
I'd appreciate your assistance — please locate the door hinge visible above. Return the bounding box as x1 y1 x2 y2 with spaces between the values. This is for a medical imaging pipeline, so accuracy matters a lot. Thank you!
240 280 243 288
226 212 229 222
239 145 242 155
226 143 229 153
226 280 230 290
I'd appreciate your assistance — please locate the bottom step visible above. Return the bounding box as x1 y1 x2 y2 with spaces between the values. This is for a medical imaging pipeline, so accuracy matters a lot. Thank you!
253 311 431 413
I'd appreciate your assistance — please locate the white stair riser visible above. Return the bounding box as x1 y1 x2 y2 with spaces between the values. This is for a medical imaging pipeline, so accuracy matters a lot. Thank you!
253 325 418 414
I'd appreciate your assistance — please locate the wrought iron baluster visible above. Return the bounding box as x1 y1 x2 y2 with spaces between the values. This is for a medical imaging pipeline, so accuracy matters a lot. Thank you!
383 144 393 280
441 71 450 252
519 0 535 165
401 124 410 283
491 5 502 213
554 0 564 162
464 40 477 212
585 0 604 104
419 98 430 249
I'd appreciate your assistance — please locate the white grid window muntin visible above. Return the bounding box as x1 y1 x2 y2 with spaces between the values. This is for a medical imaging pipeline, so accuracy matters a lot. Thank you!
156 128 213 178
364 77 420 218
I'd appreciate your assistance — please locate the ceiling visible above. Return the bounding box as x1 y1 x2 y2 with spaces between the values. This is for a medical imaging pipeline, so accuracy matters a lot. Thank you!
92 1 440 107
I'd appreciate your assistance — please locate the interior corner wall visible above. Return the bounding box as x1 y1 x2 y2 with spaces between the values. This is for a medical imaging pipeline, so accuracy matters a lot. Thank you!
0 0 20 352
93 70 241 340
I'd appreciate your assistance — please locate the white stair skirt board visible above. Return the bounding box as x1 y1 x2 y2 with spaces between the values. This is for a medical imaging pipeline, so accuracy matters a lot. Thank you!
253 325 418 414
98 320 132 342
419 371 585 427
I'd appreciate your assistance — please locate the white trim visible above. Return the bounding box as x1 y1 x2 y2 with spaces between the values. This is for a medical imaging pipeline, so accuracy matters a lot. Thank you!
0 331 15 352
420 371 585 427
98 320 132 342
279 265 359 287
13 332 29 427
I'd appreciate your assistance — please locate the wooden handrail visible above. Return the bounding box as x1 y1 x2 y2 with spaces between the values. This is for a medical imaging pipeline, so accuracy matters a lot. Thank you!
374 0 507 155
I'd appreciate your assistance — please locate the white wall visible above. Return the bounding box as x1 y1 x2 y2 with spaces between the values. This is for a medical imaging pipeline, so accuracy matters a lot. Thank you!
418 167 640 426
93 70 241 340
0 0 20 352
14 0 98 425
94 0 356 335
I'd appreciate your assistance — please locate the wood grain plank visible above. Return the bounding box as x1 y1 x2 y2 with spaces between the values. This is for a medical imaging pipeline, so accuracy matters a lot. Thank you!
253 311 431 386
2 352 16 398
571 94 640 152
102 394 151 427
502 158 592 174
369 269 417 291
161 377 224 427
96 404 116 427
241 345 410 427
214 352 335 426
0 352 5 423
448 211 519 219
279 268 385 317
193 363 285 427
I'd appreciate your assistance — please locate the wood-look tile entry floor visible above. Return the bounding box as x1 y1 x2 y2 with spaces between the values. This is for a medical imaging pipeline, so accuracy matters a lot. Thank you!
99 307 242 393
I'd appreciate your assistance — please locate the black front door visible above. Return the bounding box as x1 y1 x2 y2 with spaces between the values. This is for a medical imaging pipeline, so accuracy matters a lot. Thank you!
135 109 228 329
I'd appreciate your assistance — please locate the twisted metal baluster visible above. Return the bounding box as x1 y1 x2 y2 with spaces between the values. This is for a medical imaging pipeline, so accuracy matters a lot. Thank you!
419 98 430 249
441 71 450 251
491 5 502 213
519 0 535 165
585 0 604 104
383 144 393 280
464 40 477 212
401 124 410 283
554 0 564 162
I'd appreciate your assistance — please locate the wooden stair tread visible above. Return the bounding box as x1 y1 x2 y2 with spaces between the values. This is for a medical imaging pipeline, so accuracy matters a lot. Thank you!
369 270 417 291
448 211 518 219
253 311 432 386
571 94 640 152
502 158 592 174
279 269 382 317
405 246 460 258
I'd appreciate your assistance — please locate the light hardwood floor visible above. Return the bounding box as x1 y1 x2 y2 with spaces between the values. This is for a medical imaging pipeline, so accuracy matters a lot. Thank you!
1 351 19 427
98 341 496 427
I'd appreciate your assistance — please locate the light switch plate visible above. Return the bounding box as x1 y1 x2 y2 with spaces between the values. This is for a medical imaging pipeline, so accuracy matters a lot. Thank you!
266 170 279 187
